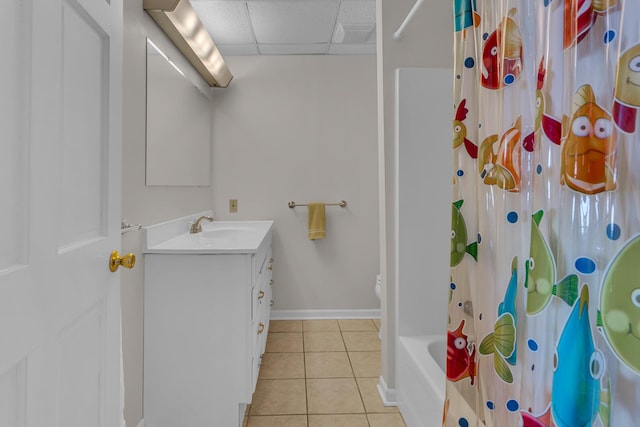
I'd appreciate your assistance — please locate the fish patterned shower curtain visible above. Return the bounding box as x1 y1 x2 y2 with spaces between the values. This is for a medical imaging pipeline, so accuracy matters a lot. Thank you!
445 0 640 426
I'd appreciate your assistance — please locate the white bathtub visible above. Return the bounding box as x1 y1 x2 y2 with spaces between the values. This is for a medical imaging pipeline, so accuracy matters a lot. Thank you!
397 335 446 426
397 334 478 427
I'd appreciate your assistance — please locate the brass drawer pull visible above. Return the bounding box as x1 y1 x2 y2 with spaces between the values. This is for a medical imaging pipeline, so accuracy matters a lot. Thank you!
258 323 265 334
258 290 265 300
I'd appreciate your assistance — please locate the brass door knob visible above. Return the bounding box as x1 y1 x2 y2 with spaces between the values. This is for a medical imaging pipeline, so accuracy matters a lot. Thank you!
109 250 136 272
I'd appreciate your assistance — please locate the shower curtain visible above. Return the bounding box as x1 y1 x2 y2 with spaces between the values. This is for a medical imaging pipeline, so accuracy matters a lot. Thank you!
446 1 640 426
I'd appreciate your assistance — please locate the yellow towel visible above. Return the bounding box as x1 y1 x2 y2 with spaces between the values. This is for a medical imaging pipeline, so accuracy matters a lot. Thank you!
308 203 326 240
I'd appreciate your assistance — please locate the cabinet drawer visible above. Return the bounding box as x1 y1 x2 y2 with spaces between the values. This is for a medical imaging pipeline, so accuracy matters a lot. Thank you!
251 354 261 395
253 319 267 353
251 239 272 284
251 255 272 322
252 277 270 322
252 284 264 322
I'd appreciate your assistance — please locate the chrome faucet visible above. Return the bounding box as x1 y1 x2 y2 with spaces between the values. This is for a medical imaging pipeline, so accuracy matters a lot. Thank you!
189 215 213 234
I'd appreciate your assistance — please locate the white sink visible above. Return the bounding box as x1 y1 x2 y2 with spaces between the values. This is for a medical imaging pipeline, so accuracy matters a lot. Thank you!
143 214 273 254
200 226 255 240
197 226 263 247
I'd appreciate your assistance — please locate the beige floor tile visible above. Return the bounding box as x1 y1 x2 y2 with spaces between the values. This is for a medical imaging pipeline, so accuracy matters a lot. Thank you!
303 319 340 332
260 352 305 379
305 352 353 378
356 378 398 414
372 319 381 330
306 378 365 414
250 379 307 415
265 332 303 353
337 319 377 332
367 413 407 427
304 332 345 352
349 351 381 378
308 414 369 427
247 415 308 427
342 332 381 351
270 320 303 333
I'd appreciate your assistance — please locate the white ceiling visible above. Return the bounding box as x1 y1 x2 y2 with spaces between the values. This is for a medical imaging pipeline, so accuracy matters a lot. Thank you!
191 0 376 56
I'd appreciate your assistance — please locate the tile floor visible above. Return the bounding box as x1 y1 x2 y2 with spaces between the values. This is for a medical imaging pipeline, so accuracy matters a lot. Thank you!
243 319 407 427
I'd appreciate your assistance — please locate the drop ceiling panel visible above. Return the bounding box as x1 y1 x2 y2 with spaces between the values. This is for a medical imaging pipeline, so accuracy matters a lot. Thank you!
258 43 330 55
217 44 261 55
328 43 375 55
191 1 255 45
190 0 377 55
336 0 375 24
247 1 340 44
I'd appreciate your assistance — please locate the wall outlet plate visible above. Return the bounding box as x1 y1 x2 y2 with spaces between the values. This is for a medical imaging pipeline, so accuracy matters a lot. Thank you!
229 199 238 213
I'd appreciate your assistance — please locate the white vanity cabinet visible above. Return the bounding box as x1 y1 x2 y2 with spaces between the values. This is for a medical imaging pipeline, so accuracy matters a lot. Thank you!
143 217 273 427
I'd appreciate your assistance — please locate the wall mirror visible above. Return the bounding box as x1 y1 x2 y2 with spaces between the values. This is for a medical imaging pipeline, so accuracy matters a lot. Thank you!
146 38 211 186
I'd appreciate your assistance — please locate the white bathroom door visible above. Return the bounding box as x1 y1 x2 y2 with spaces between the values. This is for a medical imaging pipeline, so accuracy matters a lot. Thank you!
0 0 124 426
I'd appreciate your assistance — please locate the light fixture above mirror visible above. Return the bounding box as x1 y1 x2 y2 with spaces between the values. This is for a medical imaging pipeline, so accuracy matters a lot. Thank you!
144 0 233 88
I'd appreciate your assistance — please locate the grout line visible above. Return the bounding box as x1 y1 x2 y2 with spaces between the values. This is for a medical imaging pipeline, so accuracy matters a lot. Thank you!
303 333 309 426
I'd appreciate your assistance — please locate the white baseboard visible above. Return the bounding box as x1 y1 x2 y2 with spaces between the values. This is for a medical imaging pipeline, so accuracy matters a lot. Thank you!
271 309 380 320
377 375 397 407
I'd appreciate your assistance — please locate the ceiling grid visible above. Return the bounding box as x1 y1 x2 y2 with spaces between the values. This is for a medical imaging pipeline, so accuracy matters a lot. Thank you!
191 0 376 55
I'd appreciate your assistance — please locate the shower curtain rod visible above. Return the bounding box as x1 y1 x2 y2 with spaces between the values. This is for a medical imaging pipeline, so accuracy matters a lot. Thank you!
393 0 426 40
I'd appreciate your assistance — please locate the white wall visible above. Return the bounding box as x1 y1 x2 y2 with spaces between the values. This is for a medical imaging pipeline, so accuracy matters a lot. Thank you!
376 0 453 396
121 1 213 426
396 68 452 338
210 55 380 314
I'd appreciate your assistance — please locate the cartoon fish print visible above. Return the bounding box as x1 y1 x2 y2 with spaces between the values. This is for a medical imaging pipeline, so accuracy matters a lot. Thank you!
499 256 518 365
481 8 523 90
523 58 562 152
599 234 640 374
450 200 478 267
560 85 616 195
525 210 578 315
479 257 518 383
447 319 477 385
613 44 640 133
551 286 603 427
479 116 521 192
453 99 478 159
564 0 616 50
453 0 479 32
521 404 552 427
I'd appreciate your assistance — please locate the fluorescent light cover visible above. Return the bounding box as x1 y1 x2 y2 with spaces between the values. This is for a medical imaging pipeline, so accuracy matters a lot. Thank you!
144 0 232 88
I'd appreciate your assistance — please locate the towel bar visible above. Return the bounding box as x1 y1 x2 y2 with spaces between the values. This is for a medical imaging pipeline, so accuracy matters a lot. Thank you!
288 200 347 209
